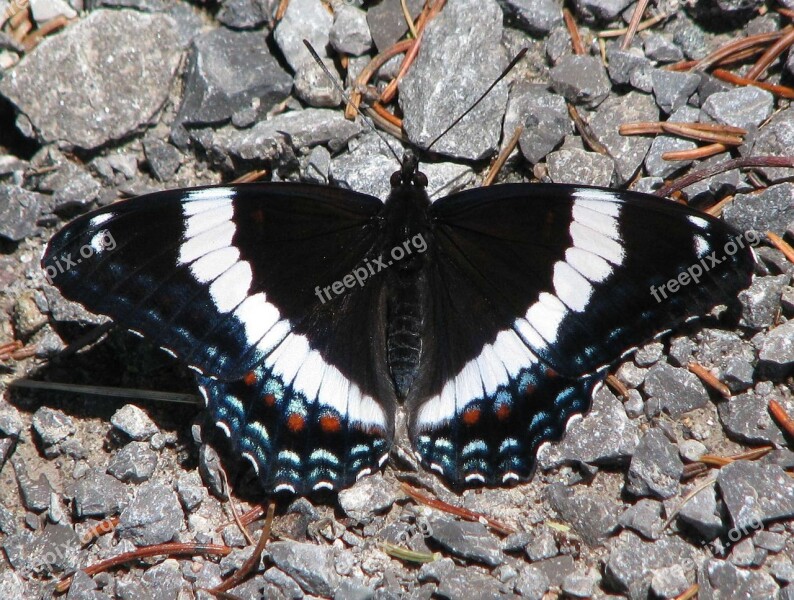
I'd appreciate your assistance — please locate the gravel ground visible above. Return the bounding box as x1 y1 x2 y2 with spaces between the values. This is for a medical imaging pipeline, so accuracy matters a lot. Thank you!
1 0 794 598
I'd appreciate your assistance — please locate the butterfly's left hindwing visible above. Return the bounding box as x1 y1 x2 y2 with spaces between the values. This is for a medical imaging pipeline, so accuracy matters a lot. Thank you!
408 184 754 488
43 184 396 493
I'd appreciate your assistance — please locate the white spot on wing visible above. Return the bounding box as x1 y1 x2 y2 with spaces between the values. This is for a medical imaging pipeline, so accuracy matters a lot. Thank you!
293 350 327 401
209 260 252 313
268 334 311 386
565 247 612 283
570 221 625 265
89 213 114 228
525 292 567 344
572 201 620 240
184 202 234 238
233 293 280 346
184 188 235 209
178 220 235 264
190 246 240 283
553 260 593 312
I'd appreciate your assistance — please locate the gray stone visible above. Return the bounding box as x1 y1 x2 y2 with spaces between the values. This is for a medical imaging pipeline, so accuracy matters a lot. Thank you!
718 461 794 530
0 185 42 241
678 484 723 540
770 556 794 584
143 139 182 182
73 468 129 518
573 0 633 23
626 428 683 499
545 483 619 545
702 86 774 130
417 557 455 583
176 28 292 127
615 362 648 388
651 564 691 599
706 559 779 599
526 527 558 561
651 69 700 114
366 0 423 52
758 320 794 366
428 517 504 566
724 183 794 238
263 567 304 599
549 54 611 108
2 523 80 576
338 475 400 522
635 342 664 367
538 386 639 469
329 5 372 56
562 573 595 598
208 108 362 164
30 0 76 23
643 33 684 63
643 363 709 418
267 541 338 596
752 108 794 182
117 484 183 546
533 554 576 587
0 10 181 149
497 0 563 35
738 274 789 330
302 145 331 184
107 442 158 484
546 147 615 186
605 531 696 597
606 46 651 87
679 439 708 462
619 499 664 540
719 386 792 446
399 0 507 160
503 82 570 165
436 568 505 600
176 472 204 512
111 404 158 441
514 564 550 599
752 530 787 552
12 457 54 513
38 162 101 212
589 91 658 183
31 406 75 447
217 0 274 29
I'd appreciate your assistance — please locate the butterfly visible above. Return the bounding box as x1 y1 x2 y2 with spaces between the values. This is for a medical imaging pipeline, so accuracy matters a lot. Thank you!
42 151 755 495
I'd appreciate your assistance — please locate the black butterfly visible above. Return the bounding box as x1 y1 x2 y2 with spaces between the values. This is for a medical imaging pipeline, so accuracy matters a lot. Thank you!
42 152 754 494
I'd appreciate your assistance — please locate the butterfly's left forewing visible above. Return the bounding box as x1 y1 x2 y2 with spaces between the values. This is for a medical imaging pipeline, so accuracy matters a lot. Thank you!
43 184 396 493
409 184 754 488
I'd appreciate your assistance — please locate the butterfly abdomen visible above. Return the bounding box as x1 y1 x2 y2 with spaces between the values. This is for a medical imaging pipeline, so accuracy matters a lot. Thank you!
386 265 428 399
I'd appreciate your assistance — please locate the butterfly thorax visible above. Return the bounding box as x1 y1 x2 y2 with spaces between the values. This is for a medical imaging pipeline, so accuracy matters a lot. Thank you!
381 160 432 399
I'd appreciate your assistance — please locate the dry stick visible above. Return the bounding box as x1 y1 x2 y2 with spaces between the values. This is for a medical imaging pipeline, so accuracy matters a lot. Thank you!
400 0 418 38
662 143 728 161
232 169 269 184
210 503 276 594
654 155 794 197
745 25 794 80
674 583 699 600
21 15 71 50
689 29 786 71
712 68 794 100
598 12 668 38
704 194 734 217
563 8 585 55
663 476 717 530
769 399 794 439
347 38 414 118
766 231 794 263
660 122 744 145
483 125 523 186
567 103 611 156
698 446 772 468
274 0 289 21
219 469 255 546
687 362 731 398
56 543 232 593
620 0 649 50
80 517 120 546
605 374 629 400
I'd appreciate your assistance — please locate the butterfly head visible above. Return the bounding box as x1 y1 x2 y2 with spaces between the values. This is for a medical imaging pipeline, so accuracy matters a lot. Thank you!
390 150 428 189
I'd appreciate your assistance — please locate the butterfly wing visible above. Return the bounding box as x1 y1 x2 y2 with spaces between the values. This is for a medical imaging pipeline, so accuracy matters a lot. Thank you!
409 184 754 487
43 184 395 493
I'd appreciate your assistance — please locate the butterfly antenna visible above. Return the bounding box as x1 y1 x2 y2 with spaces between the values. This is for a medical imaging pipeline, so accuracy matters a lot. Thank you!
426 47 528 152
303 40 404 168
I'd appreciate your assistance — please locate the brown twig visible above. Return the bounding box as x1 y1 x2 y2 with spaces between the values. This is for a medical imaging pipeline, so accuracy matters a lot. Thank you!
712 68 794 100
662 143 728 162
598 12 668 38
745 25 794 80
620 0 649 50
606 374 629 401
766 231 794 264
209 502 276 594
692 28 788 72
563 8 585 55
80 517 120 546
674 583 699 600
654 155 794 197
687 362 731 398
567 103 611 156
399 482 515 535
483 125 523 186
56 543 232 593
347 38 413 118
231 169 269 184
698 446 772 468
21 15 71 51
621 121 745 145
274 0 289 22
769 399 794 439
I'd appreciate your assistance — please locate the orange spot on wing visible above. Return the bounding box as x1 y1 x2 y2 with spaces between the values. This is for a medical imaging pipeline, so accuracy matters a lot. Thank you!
545 368 558 378
319 414 342 433
243 371 257 386
462 407 481 426
524 384 537 396
263 393 276 407
287 413 305 433
496 404 511 420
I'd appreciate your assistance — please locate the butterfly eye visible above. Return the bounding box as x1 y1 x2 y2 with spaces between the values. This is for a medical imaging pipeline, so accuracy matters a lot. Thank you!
414 172 428 187
390 171 402 187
